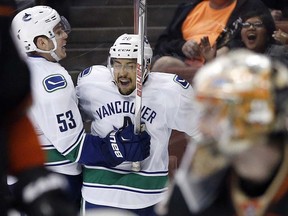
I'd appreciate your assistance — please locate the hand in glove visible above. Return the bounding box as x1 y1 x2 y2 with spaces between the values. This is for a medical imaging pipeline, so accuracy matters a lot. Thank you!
103 118 151 167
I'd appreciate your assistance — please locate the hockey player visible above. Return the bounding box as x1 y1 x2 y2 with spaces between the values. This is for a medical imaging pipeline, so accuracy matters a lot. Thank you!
156 49 288 216
1 1 77 215
76 33 201 215
10 6 151 210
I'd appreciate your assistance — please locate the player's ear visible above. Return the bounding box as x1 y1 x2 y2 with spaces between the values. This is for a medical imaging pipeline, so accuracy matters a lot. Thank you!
35 36 50 51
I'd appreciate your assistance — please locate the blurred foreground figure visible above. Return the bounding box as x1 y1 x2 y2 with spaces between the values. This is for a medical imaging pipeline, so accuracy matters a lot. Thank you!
0 1 77 215
156 49 288 216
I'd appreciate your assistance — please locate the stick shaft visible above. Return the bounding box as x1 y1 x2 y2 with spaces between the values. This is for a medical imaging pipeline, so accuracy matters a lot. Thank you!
132 0 146 172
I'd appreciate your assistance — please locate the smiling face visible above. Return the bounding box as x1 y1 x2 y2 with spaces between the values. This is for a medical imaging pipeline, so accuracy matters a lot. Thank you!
113 58 137 95
241 17 268 53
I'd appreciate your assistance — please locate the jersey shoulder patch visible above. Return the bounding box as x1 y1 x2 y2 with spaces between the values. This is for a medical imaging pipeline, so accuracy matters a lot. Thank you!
43 74 67 92
79 67 92 78
79 66 109 78
173 75 190 89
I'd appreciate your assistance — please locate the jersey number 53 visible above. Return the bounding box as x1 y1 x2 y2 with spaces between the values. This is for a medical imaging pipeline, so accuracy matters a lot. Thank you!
56 110 77 132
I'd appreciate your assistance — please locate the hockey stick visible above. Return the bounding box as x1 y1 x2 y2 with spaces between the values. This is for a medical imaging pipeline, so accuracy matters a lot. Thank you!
132 0 146 172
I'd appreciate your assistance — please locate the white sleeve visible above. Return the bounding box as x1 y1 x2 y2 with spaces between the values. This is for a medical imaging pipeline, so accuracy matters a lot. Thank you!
165 79 201 139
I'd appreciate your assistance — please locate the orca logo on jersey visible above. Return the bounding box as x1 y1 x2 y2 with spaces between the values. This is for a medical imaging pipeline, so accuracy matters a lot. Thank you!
79 67 92 78
43 74 67 92
173 75 190 89
109 131 124 158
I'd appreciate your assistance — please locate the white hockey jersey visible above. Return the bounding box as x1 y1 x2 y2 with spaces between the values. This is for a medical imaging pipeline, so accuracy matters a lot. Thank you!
76 65 201 209
27 56 83 175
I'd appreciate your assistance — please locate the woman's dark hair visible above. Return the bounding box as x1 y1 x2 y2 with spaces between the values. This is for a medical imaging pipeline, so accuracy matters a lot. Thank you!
241 10 276 44
227 10 277 49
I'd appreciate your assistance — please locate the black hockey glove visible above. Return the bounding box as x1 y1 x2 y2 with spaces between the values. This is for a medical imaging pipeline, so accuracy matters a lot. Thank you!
103 122 151 167
13 167 78 216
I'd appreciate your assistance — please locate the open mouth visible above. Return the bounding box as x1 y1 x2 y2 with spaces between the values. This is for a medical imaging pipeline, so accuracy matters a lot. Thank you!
247 34 256 41
119 78 130 86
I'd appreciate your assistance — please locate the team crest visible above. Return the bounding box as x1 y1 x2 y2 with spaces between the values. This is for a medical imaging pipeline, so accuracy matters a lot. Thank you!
22 13 32 21
43 74 67 92
173 75 190 89
79 67 92 78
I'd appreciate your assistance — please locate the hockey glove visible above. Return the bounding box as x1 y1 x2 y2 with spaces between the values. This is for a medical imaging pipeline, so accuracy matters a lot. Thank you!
13 167 78 216
103 122 151 167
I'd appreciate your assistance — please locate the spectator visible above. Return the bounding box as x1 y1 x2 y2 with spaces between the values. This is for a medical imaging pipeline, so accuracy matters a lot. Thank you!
261 0 288 20
151 0 272 83
270 9 284 21
76 33 201 216
10 5 151 211
232 12 288 67
201 11 288 67
228 11 276 50
156 49 288 216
